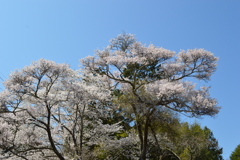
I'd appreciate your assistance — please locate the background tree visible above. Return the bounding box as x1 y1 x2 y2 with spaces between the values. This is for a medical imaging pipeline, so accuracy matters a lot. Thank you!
176 122 223 160
143 113 223 160
81 33 220 160
230 144 240 160
198 126 223 160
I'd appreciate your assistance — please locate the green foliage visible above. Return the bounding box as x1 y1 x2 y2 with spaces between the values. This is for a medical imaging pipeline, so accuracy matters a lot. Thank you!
176 123 223 160
122 61 162 80
230 144 240 160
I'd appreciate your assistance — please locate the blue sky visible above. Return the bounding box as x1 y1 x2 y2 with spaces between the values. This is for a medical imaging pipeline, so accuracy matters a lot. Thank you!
0 1 239 159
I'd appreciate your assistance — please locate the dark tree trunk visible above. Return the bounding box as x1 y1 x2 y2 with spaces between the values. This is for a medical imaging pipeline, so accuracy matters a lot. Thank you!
132 104 144 152
150 124 162 159
139 109 155 160
139 116 150 160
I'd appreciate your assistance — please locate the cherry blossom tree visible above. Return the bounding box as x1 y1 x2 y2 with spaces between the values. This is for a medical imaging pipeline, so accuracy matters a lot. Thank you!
81 33 221 160
0 59 122 160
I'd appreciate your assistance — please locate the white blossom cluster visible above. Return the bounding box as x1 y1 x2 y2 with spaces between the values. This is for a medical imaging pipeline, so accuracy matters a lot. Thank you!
81 33 220 117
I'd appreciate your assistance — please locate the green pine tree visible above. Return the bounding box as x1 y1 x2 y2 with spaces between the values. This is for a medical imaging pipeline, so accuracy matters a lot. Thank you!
230 144 240 160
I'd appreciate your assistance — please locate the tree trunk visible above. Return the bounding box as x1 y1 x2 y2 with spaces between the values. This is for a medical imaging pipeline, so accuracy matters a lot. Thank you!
150 124 162 159
139 108 156 160
79 105 85 157
132 104 144 151
139 116 150 160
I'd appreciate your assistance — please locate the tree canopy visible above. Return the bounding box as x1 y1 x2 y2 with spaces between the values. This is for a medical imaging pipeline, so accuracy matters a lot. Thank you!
0 33 222 160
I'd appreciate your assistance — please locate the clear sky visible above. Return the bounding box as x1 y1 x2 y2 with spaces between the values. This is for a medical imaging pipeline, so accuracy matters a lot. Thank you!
0 1 239 159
